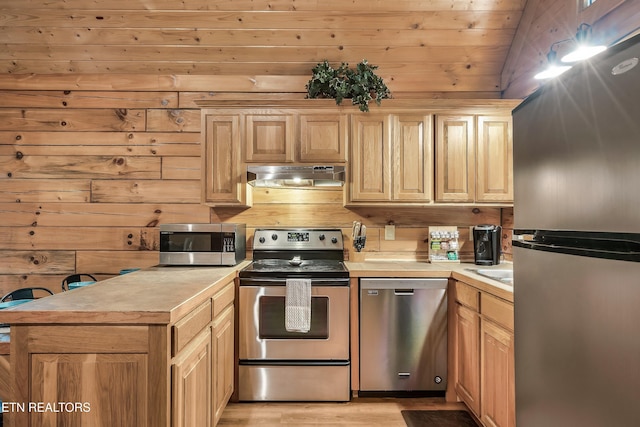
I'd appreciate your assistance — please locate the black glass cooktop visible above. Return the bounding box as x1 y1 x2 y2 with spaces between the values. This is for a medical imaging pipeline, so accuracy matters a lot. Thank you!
239 259 348 279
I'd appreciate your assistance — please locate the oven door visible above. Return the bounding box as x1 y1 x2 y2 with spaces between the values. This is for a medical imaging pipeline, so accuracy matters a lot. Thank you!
239 281 349 360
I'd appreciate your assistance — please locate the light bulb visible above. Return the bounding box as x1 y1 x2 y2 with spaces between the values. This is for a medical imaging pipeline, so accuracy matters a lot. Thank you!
534 64 572 80
561 44 607 63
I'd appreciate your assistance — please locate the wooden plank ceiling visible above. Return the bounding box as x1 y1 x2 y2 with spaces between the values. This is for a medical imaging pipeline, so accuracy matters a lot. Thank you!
0 0 526 96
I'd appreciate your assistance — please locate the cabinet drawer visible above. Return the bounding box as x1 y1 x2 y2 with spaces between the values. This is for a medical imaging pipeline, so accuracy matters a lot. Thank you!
213 282 234 319
481 293 514 331
455 281 480 311
172 300 212 356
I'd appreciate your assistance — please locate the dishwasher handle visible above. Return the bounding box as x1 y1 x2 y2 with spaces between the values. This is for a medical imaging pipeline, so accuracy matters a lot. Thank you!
394 289 414 295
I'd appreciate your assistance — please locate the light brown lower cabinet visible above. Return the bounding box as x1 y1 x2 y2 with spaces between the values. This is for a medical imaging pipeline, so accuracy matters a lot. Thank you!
173 327 213 427
455 303 481 415
480 318 515 427
454 280 515 427
212 305 234 426
9 280 235 427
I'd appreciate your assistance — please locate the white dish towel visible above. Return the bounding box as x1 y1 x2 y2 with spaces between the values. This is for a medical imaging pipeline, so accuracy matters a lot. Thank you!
285 278 312 333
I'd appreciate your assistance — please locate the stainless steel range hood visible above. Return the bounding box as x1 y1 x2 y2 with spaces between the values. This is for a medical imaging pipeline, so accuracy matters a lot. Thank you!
247 165 345 188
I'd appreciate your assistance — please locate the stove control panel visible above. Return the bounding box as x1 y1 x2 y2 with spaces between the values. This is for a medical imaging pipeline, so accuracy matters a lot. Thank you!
253 229 344 251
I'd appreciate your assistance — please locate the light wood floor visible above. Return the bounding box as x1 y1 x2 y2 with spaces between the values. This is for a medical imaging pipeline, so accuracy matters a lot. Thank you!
218 397 469 426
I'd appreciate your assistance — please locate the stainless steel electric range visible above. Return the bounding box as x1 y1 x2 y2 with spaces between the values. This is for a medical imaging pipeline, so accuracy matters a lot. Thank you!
237 228 350 402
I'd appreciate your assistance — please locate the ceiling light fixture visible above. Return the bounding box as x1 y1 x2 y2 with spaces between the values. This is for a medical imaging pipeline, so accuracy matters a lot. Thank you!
561 23 607 63
534 45 572 80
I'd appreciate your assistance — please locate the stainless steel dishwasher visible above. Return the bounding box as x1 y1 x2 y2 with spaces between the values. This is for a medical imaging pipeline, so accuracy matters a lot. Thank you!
359 278 448 394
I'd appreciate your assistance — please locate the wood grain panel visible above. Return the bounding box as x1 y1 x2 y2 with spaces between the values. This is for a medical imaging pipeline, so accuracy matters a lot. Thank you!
1 155 161 179
0 203 210 227
0 91 178 108
162 156 200 180
0 108 145 132
76 251 160 274
0 250 75 275
0 179 90 202
0 130 198 147
250 187 345 205
0 45 511 64
146 109 201 132
0 73 501 94
0 10 519 30
0 0 527 11
2 226 159 251
0 27 516 48
90 179 200 203
1 62 506 86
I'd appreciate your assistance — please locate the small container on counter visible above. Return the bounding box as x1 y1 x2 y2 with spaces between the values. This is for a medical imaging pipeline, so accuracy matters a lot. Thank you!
428 226 460 263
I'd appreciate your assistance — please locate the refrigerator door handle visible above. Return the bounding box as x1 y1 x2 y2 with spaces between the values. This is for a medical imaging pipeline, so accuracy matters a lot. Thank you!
513 236 640 262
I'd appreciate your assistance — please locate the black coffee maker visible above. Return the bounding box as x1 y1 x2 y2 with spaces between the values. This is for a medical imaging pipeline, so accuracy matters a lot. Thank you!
473 225 502 265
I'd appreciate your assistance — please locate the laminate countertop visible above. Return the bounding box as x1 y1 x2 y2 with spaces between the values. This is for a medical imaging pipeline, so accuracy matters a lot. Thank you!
0 261 251 327
346 260 514 302
0 259 512 354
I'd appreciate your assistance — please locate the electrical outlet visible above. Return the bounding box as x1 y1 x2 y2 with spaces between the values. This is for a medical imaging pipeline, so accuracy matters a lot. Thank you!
385 225 396 240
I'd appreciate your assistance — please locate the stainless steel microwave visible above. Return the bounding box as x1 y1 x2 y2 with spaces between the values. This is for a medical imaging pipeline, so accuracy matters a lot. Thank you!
159 223 246 266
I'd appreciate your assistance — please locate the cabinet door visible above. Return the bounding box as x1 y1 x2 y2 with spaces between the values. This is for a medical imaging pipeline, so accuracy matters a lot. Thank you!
481 320 515 427
455 303 481 416
173 327 213 427
476 115 513 202
212 305 234 426
350 114 392 201
202 113 249 206
30 353 148 427
435 115 475 202
245 114 295 162
392 114 433 202
298 113 347 162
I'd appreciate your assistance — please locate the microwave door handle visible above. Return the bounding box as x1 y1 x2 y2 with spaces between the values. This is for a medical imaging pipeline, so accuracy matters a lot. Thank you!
183 237 193 251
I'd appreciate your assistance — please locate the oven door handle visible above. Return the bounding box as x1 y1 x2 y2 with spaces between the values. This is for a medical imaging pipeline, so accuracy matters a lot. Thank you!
239 277 349 286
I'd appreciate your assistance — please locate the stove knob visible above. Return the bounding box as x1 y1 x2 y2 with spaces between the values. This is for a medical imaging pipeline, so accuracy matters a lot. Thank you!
331 237 338 244
259 237 265 244
271 234 278 241
318 234 325 241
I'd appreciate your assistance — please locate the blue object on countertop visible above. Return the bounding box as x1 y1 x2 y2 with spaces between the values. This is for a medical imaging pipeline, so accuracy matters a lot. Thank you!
68 281 96 290
0 300 31 309
119 268 140 274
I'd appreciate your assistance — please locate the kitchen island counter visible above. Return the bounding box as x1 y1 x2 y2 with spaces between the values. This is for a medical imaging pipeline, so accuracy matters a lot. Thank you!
0 262 250 325
0 262 249 427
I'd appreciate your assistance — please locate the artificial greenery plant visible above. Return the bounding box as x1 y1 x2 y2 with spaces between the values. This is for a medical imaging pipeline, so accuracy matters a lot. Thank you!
305 60 391 112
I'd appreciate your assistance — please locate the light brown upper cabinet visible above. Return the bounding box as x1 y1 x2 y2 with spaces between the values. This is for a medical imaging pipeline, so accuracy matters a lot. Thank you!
349 113 433 204
435 115 476 202
476 116 513 202
349 114 392 201
393 115 434 202
435 114 513 203
245 111 347 163
196 99 518 208
202 112 250 207
245 113 295 163
298 112 348 162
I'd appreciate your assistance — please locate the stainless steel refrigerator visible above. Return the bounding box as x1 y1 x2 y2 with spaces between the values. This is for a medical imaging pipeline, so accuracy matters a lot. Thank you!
512 32 640 427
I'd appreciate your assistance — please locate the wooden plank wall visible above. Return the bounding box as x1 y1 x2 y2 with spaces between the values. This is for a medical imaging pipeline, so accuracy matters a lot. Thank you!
0 89 212 294
0 0 525 97
0 85 512 295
